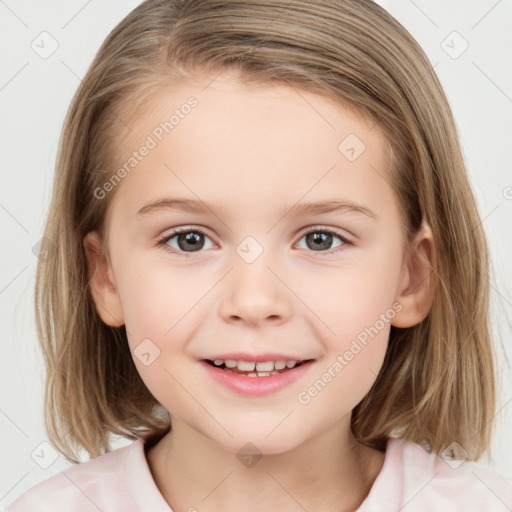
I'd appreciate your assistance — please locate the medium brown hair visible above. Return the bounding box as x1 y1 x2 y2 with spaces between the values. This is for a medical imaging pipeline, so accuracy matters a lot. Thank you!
35 0 496 463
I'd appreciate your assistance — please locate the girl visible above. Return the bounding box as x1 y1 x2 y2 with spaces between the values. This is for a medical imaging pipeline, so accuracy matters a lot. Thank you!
6 0 512 510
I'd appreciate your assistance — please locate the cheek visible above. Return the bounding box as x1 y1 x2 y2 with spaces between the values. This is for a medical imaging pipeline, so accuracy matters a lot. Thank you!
296 265 398 414
296 250 402 339
113 249 186 338
293 247 402 388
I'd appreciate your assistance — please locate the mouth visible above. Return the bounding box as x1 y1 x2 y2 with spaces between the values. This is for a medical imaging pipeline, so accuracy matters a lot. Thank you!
200 356 316 396
199 352 316 397
202 358 313 377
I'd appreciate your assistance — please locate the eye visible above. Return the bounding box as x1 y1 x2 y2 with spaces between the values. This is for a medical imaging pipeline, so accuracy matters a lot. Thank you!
296 226 352 254
157 227 215 255
156 226 353 256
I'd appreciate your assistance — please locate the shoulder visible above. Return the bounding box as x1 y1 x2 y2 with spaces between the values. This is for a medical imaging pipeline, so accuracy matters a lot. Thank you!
374 438 512 511
4 437 168 512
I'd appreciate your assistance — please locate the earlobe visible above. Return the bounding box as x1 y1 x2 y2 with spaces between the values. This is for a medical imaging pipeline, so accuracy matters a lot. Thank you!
391 221 435 329
83 231 125 327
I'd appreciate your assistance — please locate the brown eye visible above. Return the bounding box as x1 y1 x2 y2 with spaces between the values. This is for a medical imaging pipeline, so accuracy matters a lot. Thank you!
158 228 214 254
296 228 352 253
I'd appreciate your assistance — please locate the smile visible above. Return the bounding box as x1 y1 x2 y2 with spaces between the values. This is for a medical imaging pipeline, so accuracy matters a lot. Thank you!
200 358 316 396
205 358 307 377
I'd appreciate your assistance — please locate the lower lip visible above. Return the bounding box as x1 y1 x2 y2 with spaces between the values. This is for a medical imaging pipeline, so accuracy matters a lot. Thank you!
199 360 315 396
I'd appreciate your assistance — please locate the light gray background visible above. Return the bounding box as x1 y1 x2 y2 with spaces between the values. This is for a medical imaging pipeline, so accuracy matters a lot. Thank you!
1 0 511 508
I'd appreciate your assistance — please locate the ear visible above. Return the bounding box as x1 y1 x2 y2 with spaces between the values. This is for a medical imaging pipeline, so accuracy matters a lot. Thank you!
391 220 435 328
83 230 125 327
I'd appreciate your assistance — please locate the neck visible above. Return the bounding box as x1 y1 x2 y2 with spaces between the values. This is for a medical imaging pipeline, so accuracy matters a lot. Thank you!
146 419 385 512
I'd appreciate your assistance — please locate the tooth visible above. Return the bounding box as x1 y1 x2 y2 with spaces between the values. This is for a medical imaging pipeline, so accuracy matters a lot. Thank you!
257 371 270 377
214 359 224 366
225 360 237 368
256 361 274 372
270 370 279 376
247 372 258 377
274 360 287 370
237 360 256 371
286 360 297 368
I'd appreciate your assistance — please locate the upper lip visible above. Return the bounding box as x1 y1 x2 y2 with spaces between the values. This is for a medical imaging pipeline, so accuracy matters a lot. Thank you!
201 353 315 362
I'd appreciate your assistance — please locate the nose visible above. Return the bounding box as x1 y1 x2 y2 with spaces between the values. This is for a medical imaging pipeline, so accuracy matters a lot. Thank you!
217 247 293 327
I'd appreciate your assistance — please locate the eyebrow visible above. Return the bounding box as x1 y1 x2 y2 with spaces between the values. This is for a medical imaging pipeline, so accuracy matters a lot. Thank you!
136 197 377 220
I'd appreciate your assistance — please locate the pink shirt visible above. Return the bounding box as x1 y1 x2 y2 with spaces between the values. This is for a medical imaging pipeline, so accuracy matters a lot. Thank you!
5 436 512 511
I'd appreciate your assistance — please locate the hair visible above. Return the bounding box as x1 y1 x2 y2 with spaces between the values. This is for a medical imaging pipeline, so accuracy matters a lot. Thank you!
35 0 497 464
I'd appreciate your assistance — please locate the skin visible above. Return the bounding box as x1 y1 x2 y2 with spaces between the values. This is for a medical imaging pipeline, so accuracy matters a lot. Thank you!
84 69 434 512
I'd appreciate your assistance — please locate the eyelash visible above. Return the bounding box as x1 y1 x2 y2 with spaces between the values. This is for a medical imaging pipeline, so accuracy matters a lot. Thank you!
156 226 353 257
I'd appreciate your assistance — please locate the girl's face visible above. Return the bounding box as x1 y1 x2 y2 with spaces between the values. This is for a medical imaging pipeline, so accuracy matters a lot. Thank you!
86 70 428 454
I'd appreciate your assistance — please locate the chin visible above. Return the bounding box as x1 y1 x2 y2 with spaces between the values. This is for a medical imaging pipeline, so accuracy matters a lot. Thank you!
213 420 308 456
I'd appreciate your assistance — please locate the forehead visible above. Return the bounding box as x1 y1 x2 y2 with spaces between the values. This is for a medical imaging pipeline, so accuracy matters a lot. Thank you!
106 71 396 223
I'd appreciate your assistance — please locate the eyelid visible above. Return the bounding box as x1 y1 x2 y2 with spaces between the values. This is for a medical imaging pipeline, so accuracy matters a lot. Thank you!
296 224 354 244
156 224 354 255
156 225 214 247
